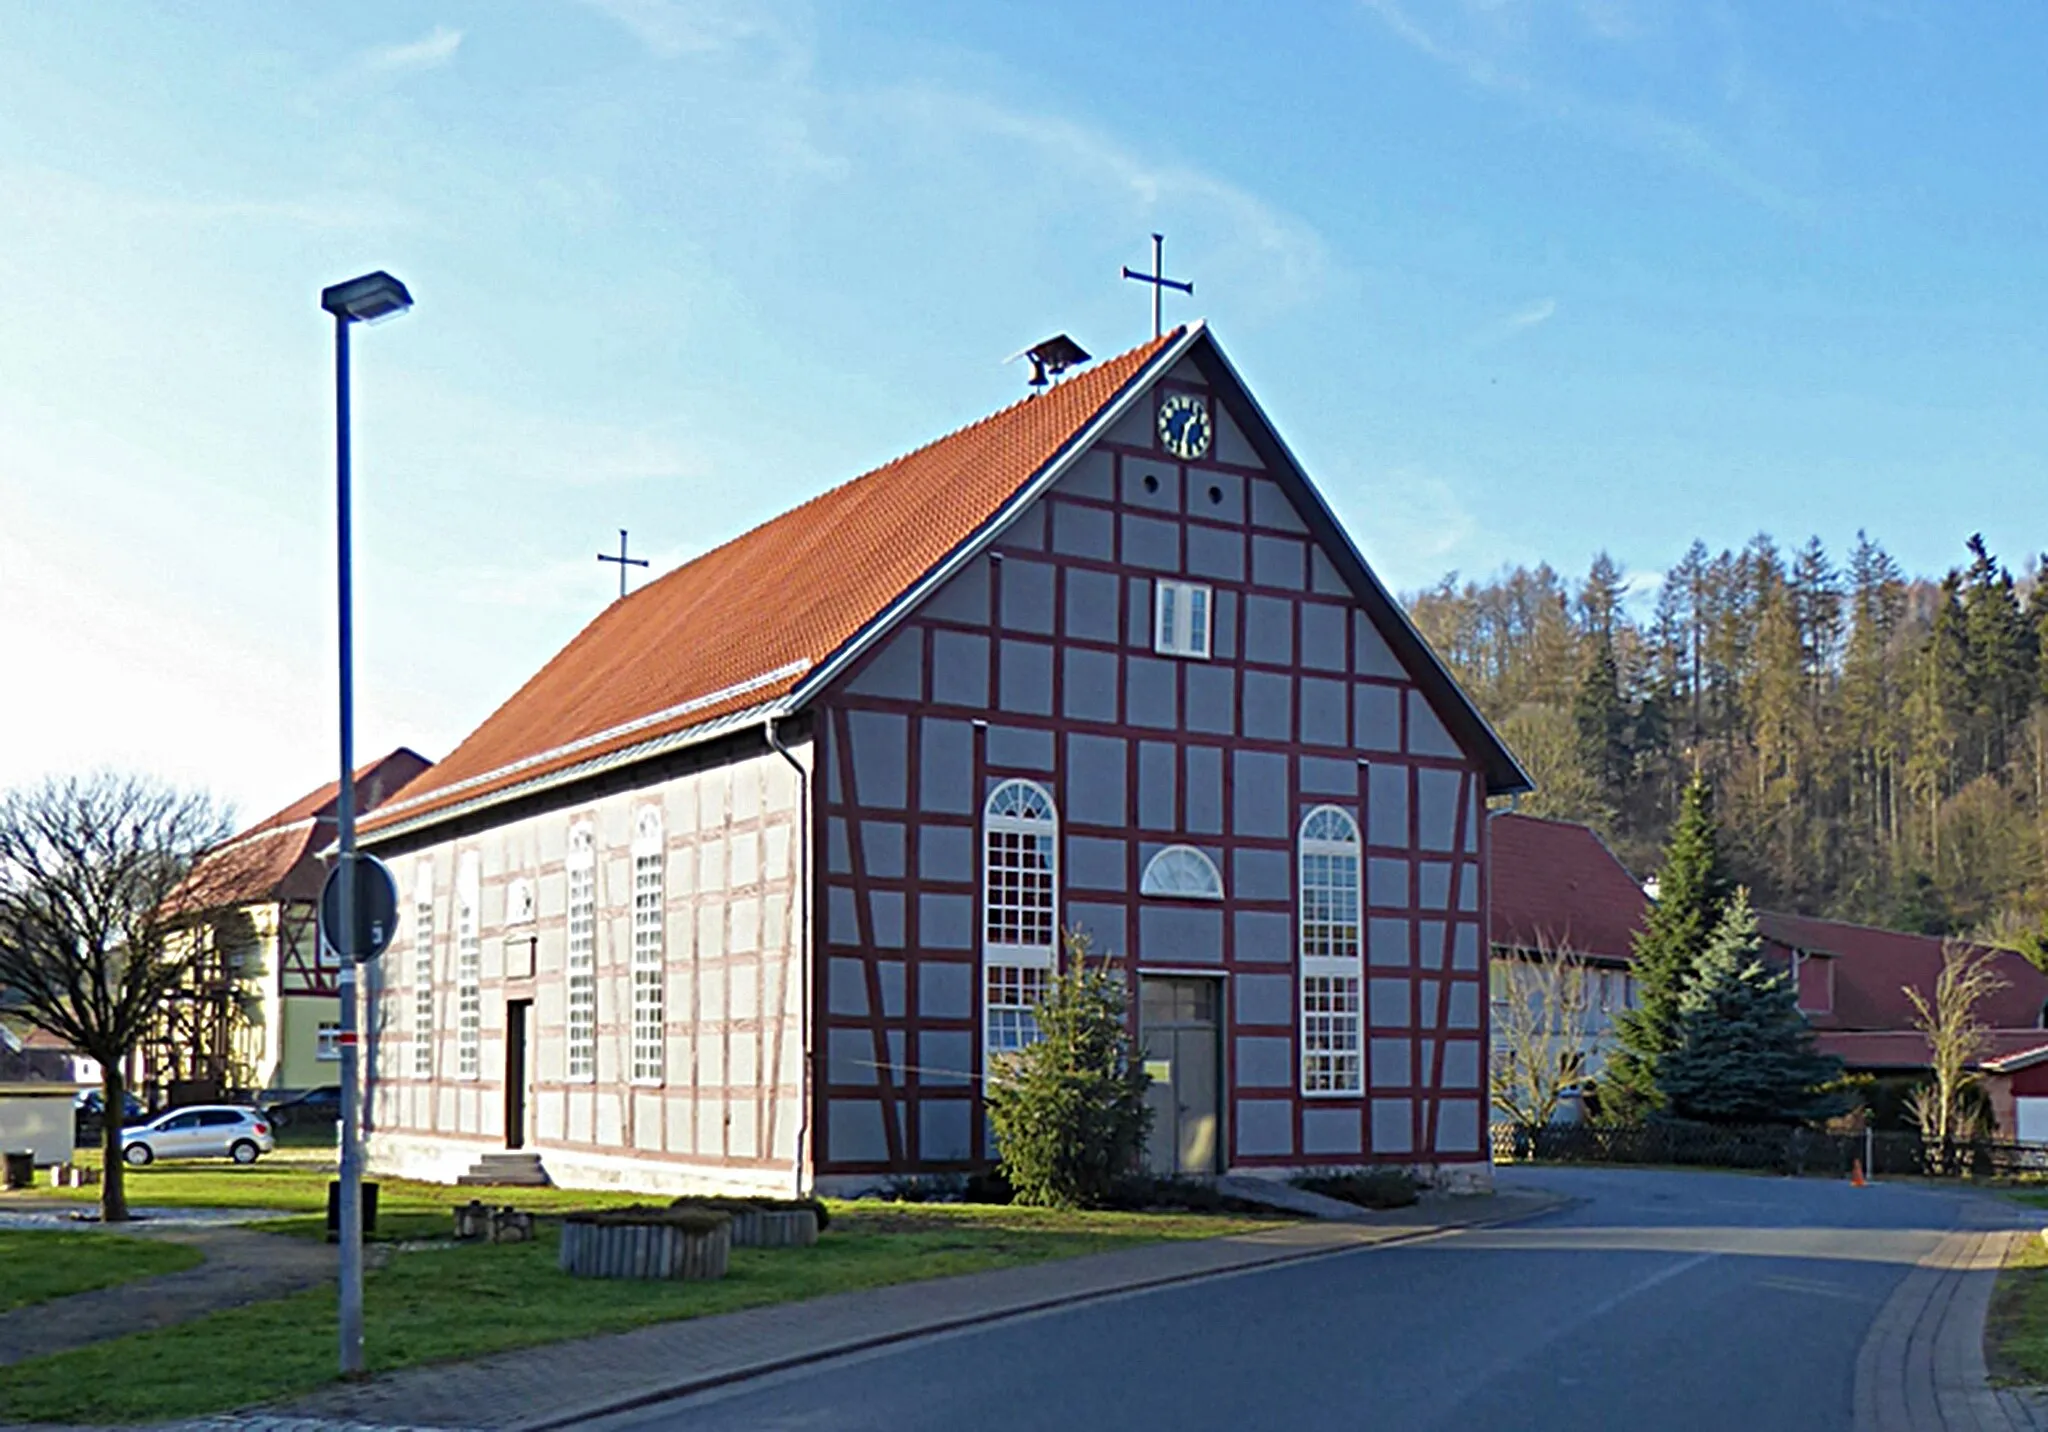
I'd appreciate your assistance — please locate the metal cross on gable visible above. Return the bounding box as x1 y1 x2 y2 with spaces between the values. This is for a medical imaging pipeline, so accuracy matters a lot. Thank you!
1121 232 1194 339
598 528 650 599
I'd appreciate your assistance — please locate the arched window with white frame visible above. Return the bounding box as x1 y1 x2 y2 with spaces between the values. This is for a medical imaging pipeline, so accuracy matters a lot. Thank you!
1140 845 1225 900
983 779 1058 1063
566 822 597 1081
412 862 435 1079
1299 805 1363 1095
630 808 666 1084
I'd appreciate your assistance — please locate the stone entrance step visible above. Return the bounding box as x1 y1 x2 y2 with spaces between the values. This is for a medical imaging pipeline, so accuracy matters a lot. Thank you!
456 1152 551 1188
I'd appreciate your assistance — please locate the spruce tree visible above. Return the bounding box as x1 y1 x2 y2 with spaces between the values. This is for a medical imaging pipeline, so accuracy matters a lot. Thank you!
1599 774 1732 1117
1657 890 1845 1123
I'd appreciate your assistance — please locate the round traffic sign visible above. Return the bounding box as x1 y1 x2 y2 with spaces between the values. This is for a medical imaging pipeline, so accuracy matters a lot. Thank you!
320 854 400 963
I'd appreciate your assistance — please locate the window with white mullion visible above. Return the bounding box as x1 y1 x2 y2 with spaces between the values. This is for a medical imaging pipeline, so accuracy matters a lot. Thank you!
456 854 481 1080
566 825 597 1081
1153 580 1212 659
412 870 435 1079
1299 805 1364 1096
630 811 665 1085
983 780 1058 1069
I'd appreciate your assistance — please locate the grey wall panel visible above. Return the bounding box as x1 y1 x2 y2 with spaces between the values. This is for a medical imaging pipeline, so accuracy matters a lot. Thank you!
1236 1035 1293 1089
1300 755 1356 797
1067 834 1128 892
860 821 906 879
919 1100 973 1160
918 825 972 883
1418 861 1452 911
998 499 1046 552
1368 858 1409 908
878 960 906 1016
1213 405 1261 470
1062 646 1119 723
1058 447 1115 499
1369 917 1411 967
1139 904 1223 963
848 711 908 809
918 960 972 1019
846 629 924 700
1185 665 1235 736
1249 479 1306 533
828 1029 877 1085
828 886 859 946
1232 751 1288 836
1000 558 1057 635
1126 656 1179 729
1211 590 1238 659
1372 1098 1414 1154
1371 1037 1412 1088
1067 733 1129 826
1122 456 1180 512
1459 865 1479 912
870 892 906 948
1447 981 1480 1030
1354 612 1405 678
1303 1108 1362 1156
1236 910 1292 963
828 817 851 874
829 1099 889 1162
1310 548 1349 597
1186 524 1245 581
1416 979 1439 1029
1417 768 1462 851
1126 578 1153 651
1436 1098 1481 1154
1103 401 1155 449
1193 467 1245 522
930 631 991 709
1300 602 1347 671
829 956 868 1015
919 719 975 814
1252 534 1307 591
1063 567 1121 643
986 725 1054 773
1236 972 1293 1025
918 1032 974 1089
1237 1099 1294 1157
1052 502 1114 561
923 558 989 626
1121 514 1181 572
1233 847 1290 901
1186 746 1224 833
1408 690 1462 758
1355 683 1402 752
1368 761 1408 845
919 893 973 950
1242 671 1292 741
1067 900 1129 956
1419 920 1445 971
1300 678 1348 748
1453 922 1480 971
998 639 1054 716
1244 595 1294 665
1441 1039 1480 1090
1369 978 1411 1028
1138 742 1176 830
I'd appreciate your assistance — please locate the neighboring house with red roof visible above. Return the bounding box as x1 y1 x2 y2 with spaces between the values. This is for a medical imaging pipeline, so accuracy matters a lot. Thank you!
146 749 431 1104
357 323 1529 1196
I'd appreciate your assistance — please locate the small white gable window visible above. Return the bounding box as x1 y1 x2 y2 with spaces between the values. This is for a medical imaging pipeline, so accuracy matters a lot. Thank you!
1140 846 1224 901
1154 580 1212 659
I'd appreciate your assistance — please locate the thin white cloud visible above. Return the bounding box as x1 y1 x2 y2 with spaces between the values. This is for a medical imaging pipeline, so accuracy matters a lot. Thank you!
365 26 464 74
1507 297 1558 331
576 0 792 59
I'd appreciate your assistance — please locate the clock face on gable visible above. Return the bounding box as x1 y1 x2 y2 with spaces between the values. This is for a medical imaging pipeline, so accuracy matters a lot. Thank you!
1157 393 1212 461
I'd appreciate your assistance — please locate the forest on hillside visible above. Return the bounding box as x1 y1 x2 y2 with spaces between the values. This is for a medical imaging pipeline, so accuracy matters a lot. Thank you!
1406 532 2048 959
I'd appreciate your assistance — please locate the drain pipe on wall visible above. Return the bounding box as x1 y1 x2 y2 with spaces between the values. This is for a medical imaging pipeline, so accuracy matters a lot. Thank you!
765 714 812 1199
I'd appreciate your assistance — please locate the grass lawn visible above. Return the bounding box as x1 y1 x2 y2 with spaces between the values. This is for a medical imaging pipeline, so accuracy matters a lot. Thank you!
0 1201 1274 1424
0 1229 203 1313
1989 1231 2048 1384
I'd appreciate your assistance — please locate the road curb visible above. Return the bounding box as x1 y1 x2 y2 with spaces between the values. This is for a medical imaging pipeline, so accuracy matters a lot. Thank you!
509 1190 1574 1432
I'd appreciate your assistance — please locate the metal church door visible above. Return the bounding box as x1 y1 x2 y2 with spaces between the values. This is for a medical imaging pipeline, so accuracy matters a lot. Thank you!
1140 977 1221 1176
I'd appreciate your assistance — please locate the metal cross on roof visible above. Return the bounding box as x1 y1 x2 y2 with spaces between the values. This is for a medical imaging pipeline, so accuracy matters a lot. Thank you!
598 528 650 600
1121 232 1194 339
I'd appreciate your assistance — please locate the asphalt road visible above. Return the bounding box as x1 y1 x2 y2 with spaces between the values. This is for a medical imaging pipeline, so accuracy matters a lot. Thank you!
601 1168 2013 1432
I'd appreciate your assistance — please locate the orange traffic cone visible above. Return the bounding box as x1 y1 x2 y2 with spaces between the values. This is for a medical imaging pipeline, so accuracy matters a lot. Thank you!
1850 1159 1867 1188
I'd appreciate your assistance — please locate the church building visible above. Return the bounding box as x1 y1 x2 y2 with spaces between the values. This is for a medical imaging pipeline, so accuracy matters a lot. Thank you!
360 324 1529 1196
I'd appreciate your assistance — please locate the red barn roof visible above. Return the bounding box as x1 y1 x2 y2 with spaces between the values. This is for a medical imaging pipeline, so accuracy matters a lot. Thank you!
1757 910 2048 1033
1488 813 1647 964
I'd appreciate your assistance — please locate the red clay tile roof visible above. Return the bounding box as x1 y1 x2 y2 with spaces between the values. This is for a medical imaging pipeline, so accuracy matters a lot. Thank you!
368 332 1181 832
1757 911 2048 1033
1489 813 1647 964
1817 1028 2048 1071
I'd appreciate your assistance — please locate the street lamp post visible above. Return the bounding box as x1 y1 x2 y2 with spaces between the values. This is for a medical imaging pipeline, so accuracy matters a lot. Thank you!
319 269 413 1377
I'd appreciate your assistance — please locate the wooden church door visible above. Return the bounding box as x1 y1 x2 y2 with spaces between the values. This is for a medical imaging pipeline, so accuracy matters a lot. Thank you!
1140 976 1221 1176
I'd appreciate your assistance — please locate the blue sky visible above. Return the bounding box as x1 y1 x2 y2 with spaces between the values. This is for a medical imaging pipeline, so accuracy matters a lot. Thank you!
3 0 2045 821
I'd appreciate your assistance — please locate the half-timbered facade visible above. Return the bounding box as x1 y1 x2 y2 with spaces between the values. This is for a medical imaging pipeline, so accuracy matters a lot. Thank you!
360 324 1528 1196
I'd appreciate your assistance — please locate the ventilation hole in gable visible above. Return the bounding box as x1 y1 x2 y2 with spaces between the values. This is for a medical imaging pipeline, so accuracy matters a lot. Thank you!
1208 485 1223 505
1143 474 1160 494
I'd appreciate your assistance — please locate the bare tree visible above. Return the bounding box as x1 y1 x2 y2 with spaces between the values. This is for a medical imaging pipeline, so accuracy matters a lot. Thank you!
1903 939 2009 1150
1490 939 1597 1126
0 774 232 1221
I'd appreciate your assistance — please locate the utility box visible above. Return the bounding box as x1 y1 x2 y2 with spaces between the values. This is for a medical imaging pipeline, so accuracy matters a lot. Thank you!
0 1083 81 1168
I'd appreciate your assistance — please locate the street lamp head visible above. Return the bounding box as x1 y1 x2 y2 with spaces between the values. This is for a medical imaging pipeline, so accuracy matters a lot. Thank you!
320 270 413 324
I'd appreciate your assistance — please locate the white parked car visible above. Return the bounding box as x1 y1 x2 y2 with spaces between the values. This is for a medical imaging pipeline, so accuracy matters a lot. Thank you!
121 1106 275 1166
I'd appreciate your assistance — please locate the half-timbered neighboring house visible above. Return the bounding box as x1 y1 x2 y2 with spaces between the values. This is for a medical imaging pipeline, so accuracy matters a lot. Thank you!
360 324 1529 1196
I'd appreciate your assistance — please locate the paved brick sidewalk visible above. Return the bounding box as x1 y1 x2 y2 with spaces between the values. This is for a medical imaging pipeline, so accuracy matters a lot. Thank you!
277 1189 1565 1431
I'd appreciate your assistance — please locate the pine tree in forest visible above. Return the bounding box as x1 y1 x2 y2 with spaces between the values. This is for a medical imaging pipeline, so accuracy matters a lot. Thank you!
1574 633 1630 797
1599 774 1734 1117
1657 889 1846 1124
